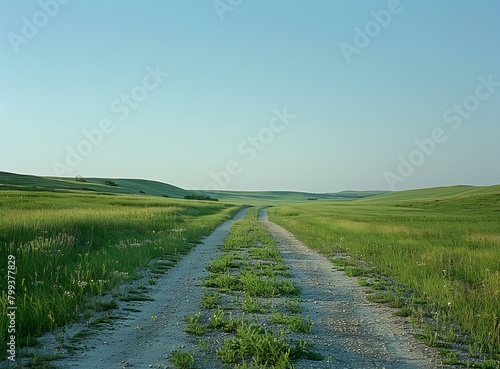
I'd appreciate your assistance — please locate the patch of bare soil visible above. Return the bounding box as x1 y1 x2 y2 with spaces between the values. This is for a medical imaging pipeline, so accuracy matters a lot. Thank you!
259 208 454 369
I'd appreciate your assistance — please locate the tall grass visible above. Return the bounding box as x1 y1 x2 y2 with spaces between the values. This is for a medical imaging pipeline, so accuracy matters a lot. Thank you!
0 190 240 357
269 190 500 362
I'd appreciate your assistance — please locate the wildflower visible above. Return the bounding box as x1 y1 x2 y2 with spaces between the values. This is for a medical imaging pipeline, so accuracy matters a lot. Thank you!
63 291 75 298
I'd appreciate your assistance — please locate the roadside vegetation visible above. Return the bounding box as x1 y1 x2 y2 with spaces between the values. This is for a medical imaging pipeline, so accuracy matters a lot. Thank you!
269 186 500 367
0 189 241 360
175 209 322 368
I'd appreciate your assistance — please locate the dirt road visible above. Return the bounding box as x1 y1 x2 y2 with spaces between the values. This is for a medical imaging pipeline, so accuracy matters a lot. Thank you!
43 208 249 369
259 208 444 369
30 207 449 369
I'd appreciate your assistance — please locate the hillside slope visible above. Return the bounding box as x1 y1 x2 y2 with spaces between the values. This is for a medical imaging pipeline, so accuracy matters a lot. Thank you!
360 184 500 213
0 172 190 198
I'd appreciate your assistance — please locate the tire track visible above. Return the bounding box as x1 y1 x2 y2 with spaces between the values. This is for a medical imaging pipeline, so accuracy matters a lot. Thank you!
259 208 446 369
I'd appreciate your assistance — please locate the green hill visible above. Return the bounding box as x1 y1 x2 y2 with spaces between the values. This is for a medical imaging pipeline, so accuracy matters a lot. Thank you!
0 172 388 204
0 172 190 198
198 189 387 205
360 184 500 214
3 171 496 209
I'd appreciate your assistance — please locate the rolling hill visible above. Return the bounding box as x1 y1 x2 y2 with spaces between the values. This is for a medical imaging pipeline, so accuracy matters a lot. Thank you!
0 171 387 203
0 172 190 198
3 171 497 208
358 184 500 214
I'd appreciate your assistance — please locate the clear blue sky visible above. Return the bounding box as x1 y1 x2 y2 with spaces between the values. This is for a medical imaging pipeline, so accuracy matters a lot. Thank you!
1 0 499 192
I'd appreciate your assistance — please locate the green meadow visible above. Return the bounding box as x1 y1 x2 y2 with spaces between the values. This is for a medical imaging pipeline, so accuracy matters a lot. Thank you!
0 189 241 357
1 171 499 366
269 185 500 363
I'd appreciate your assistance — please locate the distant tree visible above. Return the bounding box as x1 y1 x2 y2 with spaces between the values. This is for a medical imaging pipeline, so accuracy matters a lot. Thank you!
75 175 86 182
104 180 118 187
184 194 218 202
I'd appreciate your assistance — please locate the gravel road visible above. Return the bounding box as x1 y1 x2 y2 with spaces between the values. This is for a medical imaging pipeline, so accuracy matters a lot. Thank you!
16 207 454 369
43 208 249 369
259 208 447 369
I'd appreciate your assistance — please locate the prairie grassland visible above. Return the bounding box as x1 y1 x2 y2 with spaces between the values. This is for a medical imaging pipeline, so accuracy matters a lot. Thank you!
0 190 240 356
269 187 500 363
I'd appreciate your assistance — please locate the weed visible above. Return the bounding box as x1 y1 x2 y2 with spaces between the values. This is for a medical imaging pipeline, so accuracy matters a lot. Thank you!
344 266 366 277
217 324 293 368
209 308 226 329
207 253 236 273
94 300 118 312
118 295 154 302
200 291 219 309
242 294 265 314
184 313 207 335
169 350 196 369
394 306 413 317
249 247 282 261
283 299 301 314
204 273 241 291
423 324 439 347
271 312 312 334
291 340 324 361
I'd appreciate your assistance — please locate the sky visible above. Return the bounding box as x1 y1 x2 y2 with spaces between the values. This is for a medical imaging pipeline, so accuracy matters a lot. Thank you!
1 0 499 193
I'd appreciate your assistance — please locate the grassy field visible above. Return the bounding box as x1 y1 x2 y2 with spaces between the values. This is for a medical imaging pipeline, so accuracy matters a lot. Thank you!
0 189 241 359
2 169 499 366
269 185 500 365
199 189 388 206
0 171 191 198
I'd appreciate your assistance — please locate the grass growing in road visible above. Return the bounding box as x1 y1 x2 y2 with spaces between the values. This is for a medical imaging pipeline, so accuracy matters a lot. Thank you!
269 185 500 365
169 350 196 369
270 312 312 334
182 208 321 368
0 189 241 358
217 323 293 368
